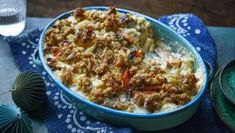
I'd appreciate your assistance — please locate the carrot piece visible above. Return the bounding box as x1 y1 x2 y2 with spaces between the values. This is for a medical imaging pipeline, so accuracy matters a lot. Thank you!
123 68 130 91
123 35 133 45
53 49 61 59
135 50 143 57
114 58 122 67
114 61 122 67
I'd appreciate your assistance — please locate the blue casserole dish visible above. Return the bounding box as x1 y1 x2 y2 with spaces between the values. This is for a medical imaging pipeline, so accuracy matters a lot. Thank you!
36 6 209 131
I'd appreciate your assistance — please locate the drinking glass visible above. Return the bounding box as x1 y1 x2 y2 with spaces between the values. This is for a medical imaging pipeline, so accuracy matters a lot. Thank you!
0 0 26 36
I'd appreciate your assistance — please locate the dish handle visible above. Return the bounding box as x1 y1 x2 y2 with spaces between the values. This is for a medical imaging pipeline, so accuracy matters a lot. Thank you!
32 48 43 68
204 60 214 82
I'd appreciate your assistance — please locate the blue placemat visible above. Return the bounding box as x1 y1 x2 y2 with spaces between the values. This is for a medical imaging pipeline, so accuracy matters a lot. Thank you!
5 14 230 133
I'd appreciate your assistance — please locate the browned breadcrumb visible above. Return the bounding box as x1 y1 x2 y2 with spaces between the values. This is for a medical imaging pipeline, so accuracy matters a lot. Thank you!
74 8 85 21
60 68 74 86
104 13 121 31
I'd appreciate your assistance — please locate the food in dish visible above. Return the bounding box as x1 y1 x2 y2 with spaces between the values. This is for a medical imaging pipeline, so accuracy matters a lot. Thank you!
43 7 204 113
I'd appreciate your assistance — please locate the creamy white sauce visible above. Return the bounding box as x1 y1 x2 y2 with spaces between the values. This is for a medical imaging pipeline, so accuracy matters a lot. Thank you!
144 52 166 69
131 100 149 113
195 66 205 90
160 103 178 112
91 77 103 89
133 106 148 113
70 85 86 97
67 16 77 23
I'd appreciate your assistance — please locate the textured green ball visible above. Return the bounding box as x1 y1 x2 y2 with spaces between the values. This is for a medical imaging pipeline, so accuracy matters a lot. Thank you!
12 71 46 112
0 104 32 133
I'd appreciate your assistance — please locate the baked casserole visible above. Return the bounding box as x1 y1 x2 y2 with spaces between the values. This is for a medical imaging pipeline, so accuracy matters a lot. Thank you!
43 7 204 113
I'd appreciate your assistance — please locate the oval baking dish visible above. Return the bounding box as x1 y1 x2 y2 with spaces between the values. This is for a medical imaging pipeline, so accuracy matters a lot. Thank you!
37 6 209 131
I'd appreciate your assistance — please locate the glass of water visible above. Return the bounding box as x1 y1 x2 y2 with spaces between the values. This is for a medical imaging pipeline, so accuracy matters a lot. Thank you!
0 0 26 36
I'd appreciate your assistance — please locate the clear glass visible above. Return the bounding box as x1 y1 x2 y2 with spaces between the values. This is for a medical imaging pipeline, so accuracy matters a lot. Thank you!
0 0 26 36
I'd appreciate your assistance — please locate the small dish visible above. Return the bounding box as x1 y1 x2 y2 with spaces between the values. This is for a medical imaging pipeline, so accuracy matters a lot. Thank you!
210 69 235 132
219 59 235 105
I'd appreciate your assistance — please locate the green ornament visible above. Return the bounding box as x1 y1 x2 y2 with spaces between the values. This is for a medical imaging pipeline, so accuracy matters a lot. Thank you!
0 104 33 133
12 71 46 112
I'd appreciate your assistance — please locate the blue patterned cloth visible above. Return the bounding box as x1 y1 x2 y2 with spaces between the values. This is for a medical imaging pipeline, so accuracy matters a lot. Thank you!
5 14 230 133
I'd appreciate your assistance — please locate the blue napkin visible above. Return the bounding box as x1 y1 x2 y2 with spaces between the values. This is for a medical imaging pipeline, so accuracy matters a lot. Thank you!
5 14 230 133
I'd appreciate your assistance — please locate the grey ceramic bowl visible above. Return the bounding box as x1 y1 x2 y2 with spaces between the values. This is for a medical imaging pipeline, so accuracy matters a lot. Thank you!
35 6 209 131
